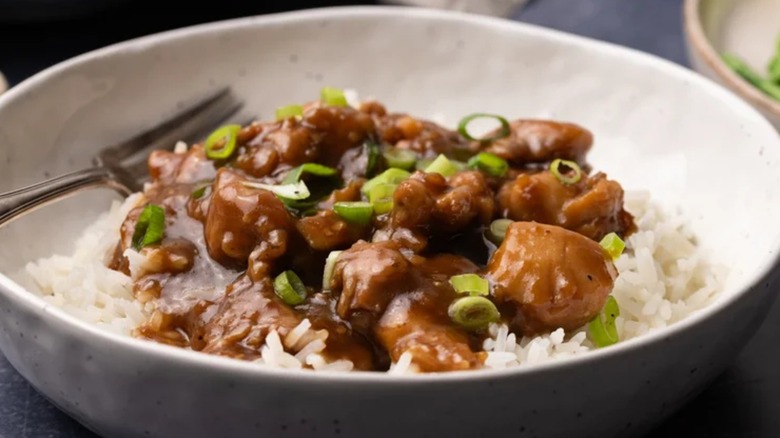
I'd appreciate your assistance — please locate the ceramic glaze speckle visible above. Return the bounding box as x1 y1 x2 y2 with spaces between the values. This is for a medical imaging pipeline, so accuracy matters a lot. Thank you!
0 6 780 438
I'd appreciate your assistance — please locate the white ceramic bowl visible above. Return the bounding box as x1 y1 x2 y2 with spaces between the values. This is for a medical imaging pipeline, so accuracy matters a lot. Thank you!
684 0 780 130
1 6 780 438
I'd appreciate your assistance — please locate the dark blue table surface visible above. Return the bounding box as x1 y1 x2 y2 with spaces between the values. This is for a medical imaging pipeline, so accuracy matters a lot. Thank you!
2 1 779 437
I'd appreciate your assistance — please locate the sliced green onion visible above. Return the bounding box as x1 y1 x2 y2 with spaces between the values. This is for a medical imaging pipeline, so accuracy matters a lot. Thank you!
364 141 381 175
274 270 308 306
204 124 241 160
424 153 458 177
448 296 500 331
242 180 311 200
449 274 489 297
333 201 374 226
320 86 348 107
588 295 620 348
282 163 338 185
275 104 303 120
550 158 582 185
486 219 513 245
457 113 511 142
770 34 780 84
383 148 418 170
322 250 343 291
131 204 165 251
769 55 780 84
415 158 433 171
369 183 397 215
191 186 207 199
361 168 410 195
467 152 509 177
722 53 780 101
599 232 625 261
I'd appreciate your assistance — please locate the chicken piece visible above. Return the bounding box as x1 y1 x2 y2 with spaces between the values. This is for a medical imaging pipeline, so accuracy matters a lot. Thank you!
199 275 303 358
497 170 635 241
303 105 376 167
382 170 495 252
198 276 375 369
487 222 616 335
329 240 414 329
376 288 484 372
330 242 483 371
147 144 217 186
375 113 474 158
296 209 367 251
203 169 295 273
485 119 593 166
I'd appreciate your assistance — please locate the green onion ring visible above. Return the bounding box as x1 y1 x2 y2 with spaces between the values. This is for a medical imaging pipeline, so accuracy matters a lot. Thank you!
588 295 620 348
320 86 349 107
274 270 308 306
333 201 374 226
486 219 514 245
361 168 410 196
599 232 625 261
322 250 343 291
275 104 303 120
131 204 166 251
449 274 489 297
467 152 509 177
204 124 241 160
549 158 582 185
457 113 511 142
242 180 311 201
448 296 500 331
382 148 418 170
424 154 458 177
369 183 397 215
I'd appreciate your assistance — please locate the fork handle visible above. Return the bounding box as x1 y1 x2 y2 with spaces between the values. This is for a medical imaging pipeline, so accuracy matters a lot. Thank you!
0 167 132 227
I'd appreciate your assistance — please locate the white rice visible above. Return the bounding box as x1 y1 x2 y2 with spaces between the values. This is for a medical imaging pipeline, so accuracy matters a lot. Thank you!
22 189 722 374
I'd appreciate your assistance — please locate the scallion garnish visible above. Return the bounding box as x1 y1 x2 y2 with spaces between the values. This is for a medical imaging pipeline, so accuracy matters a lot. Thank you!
275 104 303 120
449 274 489 297
722 53 780 101
364 141 381 176
448 296 500 331
204 124 241 160
273 270 308 306
242 180 311 200
550 158 582 185
383 148 418 170
415 158 434 171
320 86 349 107
361 168 410 196
457 113 511 142
588 295 620 348
599 232 625 261
282 163 338 185
424 153 458 177
769 34 780 83
486 219 513 245
322 250 343 291
333 201 374 226
467 152 509 177
191 185 208 199
131 204 166 251
369 183 397 215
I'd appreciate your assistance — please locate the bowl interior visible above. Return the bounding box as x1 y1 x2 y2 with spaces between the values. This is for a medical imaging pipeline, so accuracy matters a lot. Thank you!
1 7 780 344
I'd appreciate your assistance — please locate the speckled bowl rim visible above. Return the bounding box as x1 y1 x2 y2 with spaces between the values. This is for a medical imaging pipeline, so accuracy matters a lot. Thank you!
1 5 779 384
683 0 780 117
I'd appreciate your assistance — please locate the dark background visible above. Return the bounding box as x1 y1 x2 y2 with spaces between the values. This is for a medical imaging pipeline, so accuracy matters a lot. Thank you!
1 0 778 437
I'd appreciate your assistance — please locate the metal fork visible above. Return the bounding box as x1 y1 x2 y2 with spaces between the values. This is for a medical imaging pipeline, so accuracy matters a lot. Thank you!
0 87 246 227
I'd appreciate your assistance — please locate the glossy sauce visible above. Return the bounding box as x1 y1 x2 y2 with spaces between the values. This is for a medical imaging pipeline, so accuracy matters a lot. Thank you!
108 99 636 372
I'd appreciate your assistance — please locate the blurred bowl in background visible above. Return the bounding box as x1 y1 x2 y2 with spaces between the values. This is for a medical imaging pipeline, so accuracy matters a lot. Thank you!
684 0 780 131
